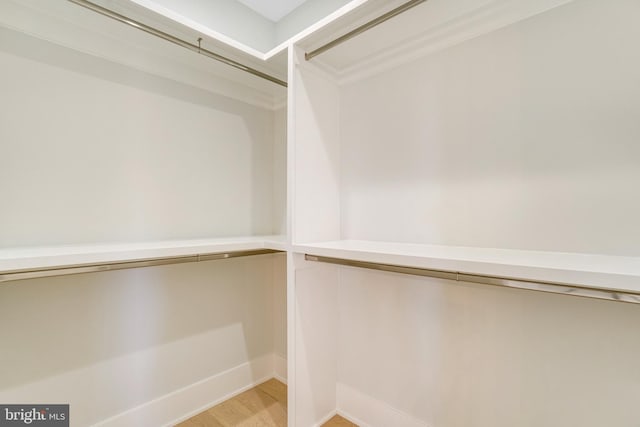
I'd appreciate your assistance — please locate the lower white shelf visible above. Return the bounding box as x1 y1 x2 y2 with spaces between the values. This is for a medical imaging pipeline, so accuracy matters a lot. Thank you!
0 235 287 282
294 240 640 303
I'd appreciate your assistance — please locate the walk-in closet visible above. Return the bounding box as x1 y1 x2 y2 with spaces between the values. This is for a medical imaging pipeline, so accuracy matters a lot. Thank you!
1 0 639 426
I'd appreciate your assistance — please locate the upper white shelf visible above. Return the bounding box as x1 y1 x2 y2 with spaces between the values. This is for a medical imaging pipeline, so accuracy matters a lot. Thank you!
298 0 576 83
0 0 288 109
294 240 640 295
0 235 286 274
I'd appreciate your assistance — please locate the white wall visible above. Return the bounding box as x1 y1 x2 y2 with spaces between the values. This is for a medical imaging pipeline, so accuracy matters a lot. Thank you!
291 47 341 244
293 256 339 427
0 28 279 248
340 0 640 256
332 1 640 426
273 252 288 376
0 28 287 426
337 268 640 427
0 254 285 426
273 106 288 237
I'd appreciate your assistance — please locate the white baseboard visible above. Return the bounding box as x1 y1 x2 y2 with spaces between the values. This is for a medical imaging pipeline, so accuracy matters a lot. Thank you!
94 354 283 427
273 353 288 384
337 383 429 427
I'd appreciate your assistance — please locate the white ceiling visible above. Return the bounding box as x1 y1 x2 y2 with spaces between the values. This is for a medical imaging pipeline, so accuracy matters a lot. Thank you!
235 0 310 22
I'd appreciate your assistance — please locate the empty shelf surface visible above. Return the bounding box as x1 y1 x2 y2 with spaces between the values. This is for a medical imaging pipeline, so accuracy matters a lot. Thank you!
294 240 640 294
0 235 286 273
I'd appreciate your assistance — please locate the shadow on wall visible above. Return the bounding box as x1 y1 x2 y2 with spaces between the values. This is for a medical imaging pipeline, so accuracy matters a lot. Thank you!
338 0 640 255
0 27 264 118
0 254 279 396
433 278 640 426
337 266 640 426
0 27 278 246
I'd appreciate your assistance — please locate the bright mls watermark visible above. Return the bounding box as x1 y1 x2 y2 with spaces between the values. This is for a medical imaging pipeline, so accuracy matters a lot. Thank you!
0 405 68 426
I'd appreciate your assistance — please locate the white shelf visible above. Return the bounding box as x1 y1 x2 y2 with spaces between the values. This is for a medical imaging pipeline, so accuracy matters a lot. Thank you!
298 0 575 83
0 235 286 274
294 240 640 295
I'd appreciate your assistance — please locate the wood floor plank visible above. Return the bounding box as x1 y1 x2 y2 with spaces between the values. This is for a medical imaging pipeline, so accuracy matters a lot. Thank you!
179 411 225 427
233 389 275 412
207 399 257 426
176 379 356 427
321 415 359 427
257 378 287 404
233 388 285 426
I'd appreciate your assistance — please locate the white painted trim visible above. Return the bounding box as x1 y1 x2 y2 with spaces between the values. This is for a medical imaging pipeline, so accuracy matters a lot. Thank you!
286 46 297 427
334 0 576 85
296 53 341 86
0 235 287 273
273 354 288 385
273 94 288 111
264 0 370 60
294 240 640 297
94 354 278 427
286 252 297 427
127 0 371 61
337 383 429 427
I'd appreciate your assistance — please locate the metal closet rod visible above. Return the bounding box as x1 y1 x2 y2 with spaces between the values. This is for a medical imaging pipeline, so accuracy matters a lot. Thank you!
67 0 287 87
0 249 281 283
305 0 427 61
304 254 640 305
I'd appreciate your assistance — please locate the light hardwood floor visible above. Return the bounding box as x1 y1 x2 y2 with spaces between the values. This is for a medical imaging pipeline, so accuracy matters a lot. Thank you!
176 379 357 427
